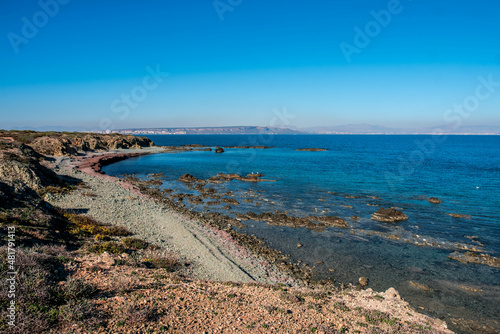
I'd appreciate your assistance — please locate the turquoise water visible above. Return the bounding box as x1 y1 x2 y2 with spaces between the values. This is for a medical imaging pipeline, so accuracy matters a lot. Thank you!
103 135 500 332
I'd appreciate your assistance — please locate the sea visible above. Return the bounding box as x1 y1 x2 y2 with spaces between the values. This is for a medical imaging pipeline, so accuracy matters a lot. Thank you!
103 134 500 333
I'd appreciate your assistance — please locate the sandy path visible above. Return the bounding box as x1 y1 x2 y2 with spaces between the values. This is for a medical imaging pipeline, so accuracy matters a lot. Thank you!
48 149 293 284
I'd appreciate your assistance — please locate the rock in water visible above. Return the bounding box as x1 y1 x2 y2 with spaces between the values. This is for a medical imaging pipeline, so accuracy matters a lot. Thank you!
179 173 198 183
446 213 471 219
371 207 408 222
359 277 369 287
215 147 224 153
428 197 442 204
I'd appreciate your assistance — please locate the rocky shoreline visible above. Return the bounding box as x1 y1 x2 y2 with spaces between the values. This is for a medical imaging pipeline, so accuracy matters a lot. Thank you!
76 151 158 175
46 147 453 331
0 132 458 333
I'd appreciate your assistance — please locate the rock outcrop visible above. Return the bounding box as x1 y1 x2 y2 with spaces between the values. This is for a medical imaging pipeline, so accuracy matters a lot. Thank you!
30 136 79 156
214 147 225 153
371 208 408 222
29 133 153 156
245 211 348 230
0 141 61 190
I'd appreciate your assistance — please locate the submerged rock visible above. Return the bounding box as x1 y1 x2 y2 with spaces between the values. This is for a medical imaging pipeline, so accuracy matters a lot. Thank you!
371 208 408 222
208 172 274 183
448 251 500 268
222 198 239 205
409 281 433 292
307 215 349 228
446 213 471 219
223 145 274 149
214 147 224 153
295 148 327 152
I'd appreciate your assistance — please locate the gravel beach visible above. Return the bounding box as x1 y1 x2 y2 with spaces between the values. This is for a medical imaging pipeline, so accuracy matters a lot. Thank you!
47 148 294 285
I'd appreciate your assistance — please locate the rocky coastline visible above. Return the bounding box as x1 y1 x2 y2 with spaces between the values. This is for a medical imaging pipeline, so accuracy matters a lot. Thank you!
0 131 461 333
77 151 158 175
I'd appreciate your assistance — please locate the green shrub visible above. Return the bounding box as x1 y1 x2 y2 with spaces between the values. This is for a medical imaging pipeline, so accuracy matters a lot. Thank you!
143 256 180 271
122 237 148 250
88 241 128 254
64 213 131 237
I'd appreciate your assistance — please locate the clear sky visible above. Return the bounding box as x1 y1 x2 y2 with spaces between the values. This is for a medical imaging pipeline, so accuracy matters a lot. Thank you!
0 0 499 130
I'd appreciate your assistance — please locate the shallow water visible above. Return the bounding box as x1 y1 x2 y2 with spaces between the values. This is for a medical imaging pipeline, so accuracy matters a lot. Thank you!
103 134 500 333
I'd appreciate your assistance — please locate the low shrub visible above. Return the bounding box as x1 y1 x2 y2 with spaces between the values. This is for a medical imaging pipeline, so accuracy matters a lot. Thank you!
280 292 305 304
88 241 128 254
63 213 131 237
37 186 72 197
122 237 148 250
61 278 97 301
143 256 180 271
120 305 158 325
0 247 99 333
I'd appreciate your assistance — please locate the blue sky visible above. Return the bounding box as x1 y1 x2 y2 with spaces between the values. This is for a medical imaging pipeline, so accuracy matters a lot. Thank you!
0 0 499 130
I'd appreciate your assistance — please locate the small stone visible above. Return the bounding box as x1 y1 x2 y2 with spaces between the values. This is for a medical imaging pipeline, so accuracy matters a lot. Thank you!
297 243 302 248
359 277 369 287
316 260 323 265
434 318 447 329
384 287 401 300
99 252 115 267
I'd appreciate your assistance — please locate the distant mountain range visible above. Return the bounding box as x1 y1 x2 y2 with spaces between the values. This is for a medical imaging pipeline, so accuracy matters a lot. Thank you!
9 124 500 135
103 124 500 135
109 126 303 135
303 124 500 135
